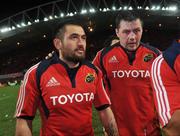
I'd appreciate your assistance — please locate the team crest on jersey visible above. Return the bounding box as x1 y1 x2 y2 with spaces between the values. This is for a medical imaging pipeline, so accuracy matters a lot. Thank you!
85 73 95 83
143 53 154 62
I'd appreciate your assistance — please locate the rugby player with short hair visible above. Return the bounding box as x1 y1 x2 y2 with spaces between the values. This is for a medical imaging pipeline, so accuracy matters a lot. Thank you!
15 20 119 136
93 11 161 136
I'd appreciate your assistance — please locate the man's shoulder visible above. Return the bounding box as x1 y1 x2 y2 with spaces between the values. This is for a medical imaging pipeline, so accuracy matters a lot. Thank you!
23 62 40 80
141 43 161 55
99 43 120 58
82 60 99 74
163 41 180 71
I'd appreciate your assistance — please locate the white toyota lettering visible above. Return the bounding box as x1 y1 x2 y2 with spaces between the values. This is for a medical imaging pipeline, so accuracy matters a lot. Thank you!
112 70 150 78
50 92 94 105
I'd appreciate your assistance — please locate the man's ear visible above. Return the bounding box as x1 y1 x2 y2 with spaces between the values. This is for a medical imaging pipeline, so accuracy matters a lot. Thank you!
53 38 62 50
115 28 119 37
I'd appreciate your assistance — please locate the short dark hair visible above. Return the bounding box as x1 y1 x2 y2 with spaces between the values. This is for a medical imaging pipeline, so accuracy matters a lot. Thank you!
54 18 86 40
115 11 143 29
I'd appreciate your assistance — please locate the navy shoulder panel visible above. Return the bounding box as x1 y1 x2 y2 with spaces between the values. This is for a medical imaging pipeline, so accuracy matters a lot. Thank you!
100 42 119 71
100 42 119 61
163 41 180 71
98 43 119 91
82 60 99 74
36 54 58 92
36 55 58 119
141 43 161 55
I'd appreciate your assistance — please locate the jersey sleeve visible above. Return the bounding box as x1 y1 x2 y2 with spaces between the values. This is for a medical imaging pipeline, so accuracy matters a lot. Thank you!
15 64 40 120
174 55 180 80
93 68 111 111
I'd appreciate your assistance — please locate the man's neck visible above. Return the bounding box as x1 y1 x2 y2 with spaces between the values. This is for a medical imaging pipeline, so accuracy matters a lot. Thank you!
59 56 80 68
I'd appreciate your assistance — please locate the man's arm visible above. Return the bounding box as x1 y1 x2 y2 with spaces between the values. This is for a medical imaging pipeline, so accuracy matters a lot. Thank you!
98 107 119 136
162 110 180 136
15 118 32 136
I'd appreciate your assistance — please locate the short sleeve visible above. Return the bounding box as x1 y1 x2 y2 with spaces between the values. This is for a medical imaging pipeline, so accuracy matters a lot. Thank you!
93 68 111 110
15 64 40 119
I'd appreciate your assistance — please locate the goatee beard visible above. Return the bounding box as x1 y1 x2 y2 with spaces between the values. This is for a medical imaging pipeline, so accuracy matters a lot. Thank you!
64 55 85 64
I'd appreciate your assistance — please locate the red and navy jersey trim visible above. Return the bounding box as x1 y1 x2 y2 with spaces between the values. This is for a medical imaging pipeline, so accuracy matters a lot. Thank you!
142 43 161 56
35 53 100 118
163 40 180 73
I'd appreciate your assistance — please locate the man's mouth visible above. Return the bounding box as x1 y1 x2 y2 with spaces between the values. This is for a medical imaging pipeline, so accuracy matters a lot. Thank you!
128 42 136 45
75 48 84 53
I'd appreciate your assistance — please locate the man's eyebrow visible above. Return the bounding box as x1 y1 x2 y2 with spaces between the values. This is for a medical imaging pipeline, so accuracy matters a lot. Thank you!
133 27 141 30
70 33 79 36
70 33 86 37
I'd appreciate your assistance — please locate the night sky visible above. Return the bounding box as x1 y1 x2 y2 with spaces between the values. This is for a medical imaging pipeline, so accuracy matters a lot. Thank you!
0 0 53 20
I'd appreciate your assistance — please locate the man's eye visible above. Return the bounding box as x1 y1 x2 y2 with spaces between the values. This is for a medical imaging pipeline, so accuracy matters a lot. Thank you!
123 31 130 34
71 36 78 39
134 29 140 33
82 36 86 40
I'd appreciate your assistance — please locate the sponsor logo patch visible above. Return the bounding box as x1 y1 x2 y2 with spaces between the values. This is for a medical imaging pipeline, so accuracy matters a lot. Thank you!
85 73 95 83
143 54 154 62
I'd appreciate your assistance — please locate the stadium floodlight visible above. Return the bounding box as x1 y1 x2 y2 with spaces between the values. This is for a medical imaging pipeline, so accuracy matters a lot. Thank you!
156 6 160 10
74 12 77 14
34 19 39 23
129 6 133 10
11 26 16 30
137 6 142 9
81 9 87 14
89 8 95 13
0 27 11 33
49 16 53 20
27 21 32 25
112 6 116 11
21 22 26 27
103 8 107 12
169 6 177 11
119 7 122 10
145 6 149 10
151 6 156 10
162 7 165 10
54 15 58 18
16 24 21 28
165 7 169 10
123 6 128 10
67 12 74 16
60 13 64 17
44 17 49 21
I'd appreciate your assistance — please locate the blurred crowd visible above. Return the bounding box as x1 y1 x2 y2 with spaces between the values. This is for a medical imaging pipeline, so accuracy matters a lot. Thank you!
0 29 178 76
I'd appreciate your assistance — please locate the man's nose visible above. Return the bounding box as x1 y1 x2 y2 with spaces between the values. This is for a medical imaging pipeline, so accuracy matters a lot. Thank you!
78 38 85 45
129 32 136 41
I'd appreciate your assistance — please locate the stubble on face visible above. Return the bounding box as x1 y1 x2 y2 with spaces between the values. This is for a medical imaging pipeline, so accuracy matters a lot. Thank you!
60 25 86 64
116 19 143 51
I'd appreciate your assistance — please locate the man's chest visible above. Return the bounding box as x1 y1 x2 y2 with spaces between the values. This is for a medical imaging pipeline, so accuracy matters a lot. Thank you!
39 69 96 109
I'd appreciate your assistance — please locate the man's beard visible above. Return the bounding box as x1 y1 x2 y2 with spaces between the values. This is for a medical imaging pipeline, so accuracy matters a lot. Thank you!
62 51 85 64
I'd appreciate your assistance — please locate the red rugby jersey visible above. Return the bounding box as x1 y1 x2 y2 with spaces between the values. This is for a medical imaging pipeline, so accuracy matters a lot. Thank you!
93 43 161 136
15 53 110 136
151 41 180 127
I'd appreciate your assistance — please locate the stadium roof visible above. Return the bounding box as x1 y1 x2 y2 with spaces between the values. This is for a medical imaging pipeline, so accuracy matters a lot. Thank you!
0 0 179 53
